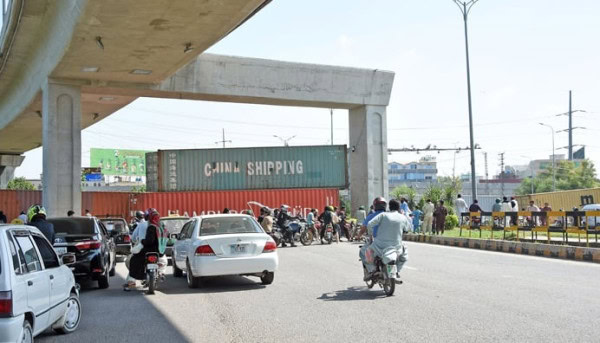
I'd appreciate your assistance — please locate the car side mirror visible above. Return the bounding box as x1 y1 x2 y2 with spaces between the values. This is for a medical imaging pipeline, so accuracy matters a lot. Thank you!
61 253 76 266
170 233 179 240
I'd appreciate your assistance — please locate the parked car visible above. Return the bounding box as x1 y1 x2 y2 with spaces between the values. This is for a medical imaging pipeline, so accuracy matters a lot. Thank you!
48 217 117 289
0 224 82 342
99 218 131 256
160 216 189 263
172 214 278 288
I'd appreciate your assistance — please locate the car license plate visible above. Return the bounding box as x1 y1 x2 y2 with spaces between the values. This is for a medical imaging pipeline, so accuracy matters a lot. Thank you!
147 263 158 270
231 244 247 254
55 247 68 255
387 265 397 276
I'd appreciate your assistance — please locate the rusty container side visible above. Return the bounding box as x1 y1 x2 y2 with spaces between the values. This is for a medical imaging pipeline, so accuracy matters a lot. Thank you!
0 190 42 221
82 192 132 219
135 188 339 219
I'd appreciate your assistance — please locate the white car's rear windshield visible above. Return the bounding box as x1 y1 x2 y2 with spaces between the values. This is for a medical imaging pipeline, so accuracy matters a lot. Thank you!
200 217 263 236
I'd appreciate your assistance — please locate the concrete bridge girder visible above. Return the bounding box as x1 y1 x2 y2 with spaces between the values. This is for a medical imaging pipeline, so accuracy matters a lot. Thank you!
41 54 395 216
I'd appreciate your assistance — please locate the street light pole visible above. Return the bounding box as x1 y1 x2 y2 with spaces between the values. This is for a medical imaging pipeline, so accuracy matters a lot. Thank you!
539 123 556 191
453 0 479 200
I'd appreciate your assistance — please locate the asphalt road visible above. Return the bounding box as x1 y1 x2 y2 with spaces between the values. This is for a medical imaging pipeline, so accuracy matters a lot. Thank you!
38 241 600 343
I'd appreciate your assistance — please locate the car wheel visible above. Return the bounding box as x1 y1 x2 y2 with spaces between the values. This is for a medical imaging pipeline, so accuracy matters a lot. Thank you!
186 260 201 288
19 320 33 343
173 261 183 278
54 293 81 334
98 268 110 289
260 272 274 285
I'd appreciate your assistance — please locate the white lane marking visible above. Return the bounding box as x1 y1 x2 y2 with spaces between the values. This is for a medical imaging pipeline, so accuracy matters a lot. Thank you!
404 241 600 267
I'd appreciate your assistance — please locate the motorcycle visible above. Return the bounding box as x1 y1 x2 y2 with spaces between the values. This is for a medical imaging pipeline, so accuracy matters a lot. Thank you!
359 239 401 297
339 219 354 241
287 219 306 242
273 221 299 247
320 223 334 245
269 229 283 247
144 252 166 295
300 221 321 246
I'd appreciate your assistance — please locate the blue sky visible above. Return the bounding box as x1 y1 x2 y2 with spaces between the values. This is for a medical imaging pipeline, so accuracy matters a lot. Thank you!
17 0 600 179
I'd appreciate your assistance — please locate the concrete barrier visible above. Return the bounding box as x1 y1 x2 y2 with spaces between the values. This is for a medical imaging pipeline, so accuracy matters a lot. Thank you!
404 234 600 264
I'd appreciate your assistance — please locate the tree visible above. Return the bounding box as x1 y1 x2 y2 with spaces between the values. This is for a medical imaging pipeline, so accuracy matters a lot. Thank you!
390 185 416 210
517 159 600 195
6 177 35 191
130 185 146 193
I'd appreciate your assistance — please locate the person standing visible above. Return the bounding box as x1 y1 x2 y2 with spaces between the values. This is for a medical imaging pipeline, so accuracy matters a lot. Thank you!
422 199 435 235
492 198 502 227
411 207 423 233
455 194 468 225
0 211 6 224
541 202 552 226
400 198 411 215
501 197 513 227
355 206 367 227
85 209 92 217
433 200 448 235
18 211 27 223
260 207 274 233
27 205 55 243
526 201 540 227
469 199 482 227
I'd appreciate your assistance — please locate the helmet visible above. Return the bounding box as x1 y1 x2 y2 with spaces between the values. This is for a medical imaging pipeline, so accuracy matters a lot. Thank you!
260 207 270 215
373 197 387 211
327 206 334 211
27 205 46 223
135 211 144 220
144 208 158 220
280 205 289 213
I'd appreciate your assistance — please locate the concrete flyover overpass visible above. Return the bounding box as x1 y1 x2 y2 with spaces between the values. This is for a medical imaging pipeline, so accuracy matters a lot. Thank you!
0 0 394 216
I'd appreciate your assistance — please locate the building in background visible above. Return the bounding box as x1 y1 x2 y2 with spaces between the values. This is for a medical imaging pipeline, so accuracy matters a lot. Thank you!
388 156 437 189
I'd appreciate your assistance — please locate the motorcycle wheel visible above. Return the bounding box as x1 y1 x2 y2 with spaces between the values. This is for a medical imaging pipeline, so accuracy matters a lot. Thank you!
363 265 375 289
147 271 156 295
300 231 313 246
382 273 395 296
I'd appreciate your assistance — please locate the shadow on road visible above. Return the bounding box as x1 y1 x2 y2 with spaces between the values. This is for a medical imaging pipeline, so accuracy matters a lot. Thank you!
37 264 191 343
159 274 266 295
318 286 385 301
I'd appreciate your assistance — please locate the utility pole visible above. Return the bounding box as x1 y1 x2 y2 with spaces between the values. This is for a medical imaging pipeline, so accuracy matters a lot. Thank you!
453 0 479 200
568 90 573 160
484 152 489 195
539 123 556 191
330 108 334 145
215 128 232 148
498 152 505 197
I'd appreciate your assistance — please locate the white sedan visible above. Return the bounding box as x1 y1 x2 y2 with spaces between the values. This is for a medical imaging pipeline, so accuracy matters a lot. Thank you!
172 214 278 288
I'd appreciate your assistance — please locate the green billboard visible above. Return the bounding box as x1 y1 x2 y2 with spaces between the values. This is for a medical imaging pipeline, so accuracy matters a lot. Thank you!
90 148 150 176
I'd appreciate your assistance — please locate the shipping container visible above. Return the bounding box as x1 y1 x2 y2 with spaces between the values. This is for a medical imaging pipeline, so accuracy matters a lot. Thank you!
0 188 339 222
134 188 339 219
146 145 348 192
515 188 600 211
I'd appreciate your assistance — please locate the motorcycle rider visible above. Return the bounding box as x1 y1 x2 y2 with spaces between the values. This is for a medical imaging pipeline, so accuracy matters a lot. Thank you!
318 206 334 243
306 208 318 241
337 206 351 241
358 197 387 238
361 199 409 280
260 207 274 233
27 205 55 244
125 208 167 291
130 211 148 244
276 205 297 247
130 210 145 234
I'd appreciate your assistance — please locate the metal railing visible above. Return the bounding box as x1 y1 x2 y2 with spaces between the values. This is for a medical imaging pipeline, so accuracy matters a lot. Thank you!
458 210 600 247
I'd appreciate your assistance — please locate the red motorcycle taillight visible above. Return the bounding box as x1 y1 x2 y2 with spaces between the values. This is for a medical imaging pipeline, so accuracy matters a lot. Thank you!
0 291 12 317
123 235 131 243
146 255 158 263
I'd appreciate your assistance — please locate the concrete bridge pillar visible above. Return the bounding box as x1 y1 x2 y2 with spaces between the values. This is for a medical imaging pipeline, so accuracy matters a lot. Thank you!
42 80 81 217
349 105 389 212
0 155 25 189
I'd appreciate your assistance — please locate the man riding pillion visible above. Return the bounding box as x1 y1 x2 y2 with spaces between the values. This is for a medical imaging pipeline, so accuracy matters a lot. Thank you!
360 198 408 281
276 204 297 247
124 208 168 291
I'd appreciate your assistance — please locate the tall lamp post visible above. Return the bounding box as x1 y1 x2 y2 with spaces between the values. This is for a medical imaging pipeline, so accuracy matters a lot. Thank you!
539 123 556 191
273 135 296 147
453 0 479 199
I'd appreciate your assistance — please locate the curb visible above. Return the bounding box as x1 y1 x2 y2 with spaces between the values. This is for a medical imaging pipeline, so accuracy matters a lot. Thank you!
403 234 600 264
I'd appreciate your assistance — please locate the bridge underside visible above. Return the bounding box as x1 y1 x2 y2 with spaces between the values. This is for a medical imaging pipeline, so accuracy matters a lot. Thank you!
0 1 394 216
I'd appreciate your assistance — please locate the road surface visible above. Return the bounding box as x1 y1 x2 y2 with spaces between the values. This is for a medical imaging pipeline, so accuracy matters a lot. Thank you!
38 241 600 343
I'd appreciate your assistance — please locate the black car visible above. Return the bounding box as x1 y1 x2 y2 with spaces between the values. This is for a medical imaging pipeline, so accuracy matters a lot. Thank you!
48 217 117 289
100 218 132 256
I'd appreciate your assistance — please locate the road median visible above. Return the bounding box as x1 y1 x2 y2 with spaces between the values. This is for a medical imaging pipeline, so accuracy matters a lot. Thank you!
404 233 600 263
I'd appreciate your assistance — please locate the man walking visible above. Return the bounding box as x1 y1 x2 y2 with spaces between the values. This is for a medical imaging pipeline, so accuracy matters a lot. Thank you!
422 199 435 235
455 194 468 225
433 200 448 235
